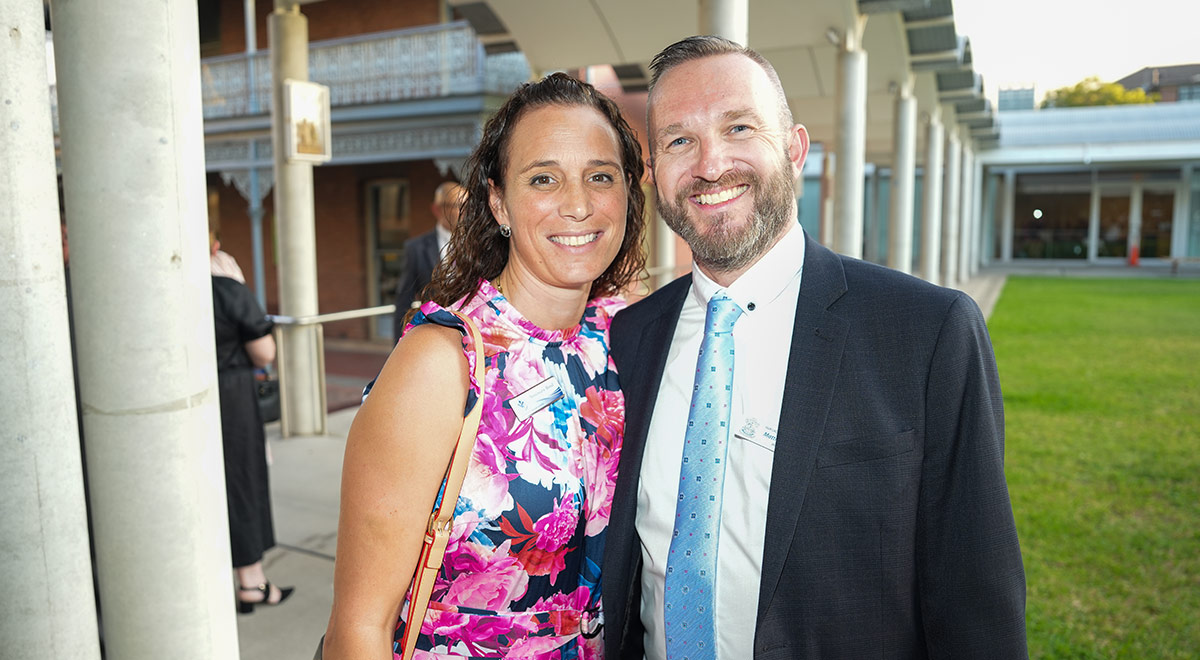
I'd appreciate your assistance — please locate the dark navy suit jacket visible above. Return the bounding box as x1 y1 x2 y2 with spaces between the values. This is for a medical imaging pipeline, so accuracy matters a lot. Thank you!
392 229 441 343
602 231 1027 659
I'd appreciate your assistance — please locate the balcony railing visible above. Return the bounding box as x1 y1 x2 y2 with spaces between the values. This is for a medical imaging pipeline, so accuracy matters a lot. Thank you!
200 21 530 120
50 22 530 131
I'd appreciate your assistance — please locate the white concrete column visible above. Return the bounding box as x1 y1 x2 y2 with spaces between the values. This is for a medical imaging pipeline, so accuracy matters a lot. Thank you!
50 1 239 658
864 166 881 263
1087 177 1101 262
1175 165 1193 258
271 3 324 434
820 149 836 247
1 4 101 658
699 0 748 45
920 108 944 284
1001 169 1016 262
888 84 918 274
958 144 974 279
970 158 984 275
834 35 868 259
941 127 962 287
244 0 269 308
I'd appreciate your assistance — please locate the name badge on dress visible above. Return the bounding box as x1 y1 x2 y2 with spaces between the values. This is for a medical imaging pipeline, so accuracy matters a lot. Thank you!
508 376 564 422
734 416 778 452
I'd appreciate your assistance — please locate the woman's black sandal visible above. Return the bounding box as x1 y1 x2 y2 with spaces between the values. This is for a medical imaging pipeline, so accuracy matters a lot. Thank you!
236 581 294 614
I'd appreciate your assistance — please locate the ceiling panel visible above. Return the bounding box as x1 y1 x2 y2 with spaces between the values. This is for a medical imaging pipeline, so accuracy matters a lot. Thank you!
450 0 991 155
599 0 698 65
750 0 858 51
485 0 621 70
863 12 911 93
760 45 829 102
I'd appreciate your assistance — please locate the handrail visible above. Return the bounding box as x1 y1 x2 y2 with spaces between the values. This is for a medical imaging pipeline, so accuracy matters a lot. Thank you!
268 304 396 437
268 303 396 326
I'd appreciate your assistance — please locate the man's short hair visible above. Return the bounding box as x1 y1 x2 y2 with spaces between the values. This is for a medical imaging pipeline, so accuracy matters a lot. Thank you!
434 181 462 205
648 35 794 132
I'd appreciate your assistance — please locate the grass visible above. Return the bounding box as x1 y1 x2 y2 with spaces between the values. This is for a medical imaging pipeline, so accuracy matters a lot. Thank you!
987 277 1200 659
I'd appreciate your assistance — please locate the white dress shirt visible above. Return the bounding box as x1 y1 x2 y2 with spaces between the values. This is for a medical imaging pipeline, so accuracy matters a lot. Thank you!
637 224 805 660
435 222 452 259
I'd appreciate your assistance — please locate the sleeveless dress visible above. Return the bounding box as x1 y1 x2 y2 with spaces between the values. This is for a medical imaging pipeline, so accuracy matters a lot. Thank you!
394 279 625 660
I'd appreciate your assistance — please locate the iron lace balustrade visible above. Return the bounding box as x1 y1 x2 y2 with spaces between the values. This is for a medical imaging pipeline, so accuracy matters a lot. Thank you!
199 21 530 120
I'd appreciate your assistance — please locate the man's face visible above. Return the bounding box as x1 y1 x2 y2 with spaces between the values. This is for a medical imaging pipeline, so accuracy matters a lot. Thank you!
443 186 465 232
648 53 808 279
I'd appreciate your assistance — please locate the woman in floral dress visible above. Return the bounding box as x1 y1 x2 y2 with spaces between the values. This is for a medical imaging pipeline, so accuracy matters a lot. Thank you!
322 73 646 660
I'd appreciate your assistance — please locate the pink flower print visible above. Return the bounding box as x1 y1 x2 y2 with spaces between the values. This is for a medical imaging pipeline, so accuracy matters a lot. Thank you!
579 387 623 536
442 535 502 575
532 585 591 614
503 350 549 398
455 615 521 648
532 494 580 551
462 430 515 517
505 634 569 659
506 424 565 490
424 605 469 638
515 543 569 584
580 386 623 452
583 296 626 332
580 433 619 537
478 366 515 432
443 541 529 611
577 631 604 660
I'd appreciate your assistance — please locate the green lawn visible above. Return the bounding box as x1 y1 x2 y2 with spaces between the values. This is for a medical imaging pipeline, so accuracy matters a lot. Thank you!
987 277 1200 659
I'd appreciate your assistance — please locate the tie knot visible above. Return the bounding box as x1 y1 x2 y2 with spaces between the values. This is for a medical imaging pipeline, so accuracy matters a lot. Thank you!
705 293 742 336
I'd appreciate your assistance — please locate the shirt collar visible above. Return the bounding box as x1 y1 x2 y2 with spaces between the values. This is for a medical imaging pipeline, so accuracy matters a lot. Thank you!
690 223 805 312
435 223 452 251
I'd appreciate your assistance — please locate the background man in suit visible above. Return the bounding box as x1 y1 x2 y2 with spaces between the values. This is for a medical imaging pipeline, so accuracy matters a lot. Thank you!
602 36 1027 659
392 181 464 342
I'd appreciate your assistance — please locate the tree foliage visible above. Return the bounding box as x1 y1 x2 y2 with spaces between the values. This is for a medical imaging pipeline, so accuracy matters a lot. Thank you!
1041 76 1159 109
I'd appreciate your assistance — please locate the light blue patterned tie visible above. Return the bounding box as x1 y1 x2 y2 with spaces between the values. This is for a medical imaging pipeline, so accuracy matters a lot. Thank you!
665 293 742 660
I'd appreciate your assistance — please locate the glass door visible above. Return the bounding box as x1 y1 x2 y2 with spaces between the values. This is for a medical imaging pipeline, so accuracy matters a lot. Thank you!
1141 189 1175 259
366 180 410 339
1097 191 1131 258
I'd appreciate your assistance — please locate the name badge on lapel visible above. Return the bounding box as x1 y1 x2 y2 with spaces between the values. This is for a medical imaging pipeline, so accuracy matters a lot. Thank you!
734 416 778 452
508 376 564 422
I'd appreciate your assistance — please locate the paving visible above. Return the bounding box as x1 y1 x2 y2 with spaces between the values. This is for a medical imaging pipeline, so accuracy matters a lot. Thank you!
237 410 352 660
238 262 1196 658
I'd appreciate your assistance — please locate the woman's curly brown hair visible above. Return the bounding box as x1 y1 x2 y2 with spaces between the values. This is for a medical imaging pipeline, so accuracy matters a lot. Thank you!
420 72 646 315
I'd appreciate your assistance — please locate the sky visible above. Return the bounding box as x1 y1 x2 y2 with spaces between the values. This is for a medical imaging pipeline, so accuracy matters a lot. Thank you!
953 0 1200 101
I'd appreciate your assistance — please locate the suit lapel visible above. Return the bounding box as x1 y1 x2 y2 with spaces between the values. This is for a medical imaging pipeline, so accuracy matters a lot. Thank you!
609 279 689 554
604 277 690 655
756 236 849 622
422 233 441 271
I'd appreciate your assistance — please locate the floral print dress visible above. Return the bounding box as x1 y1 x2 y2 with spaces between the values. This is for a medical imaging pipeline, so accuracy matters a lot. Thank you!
394 280 624 660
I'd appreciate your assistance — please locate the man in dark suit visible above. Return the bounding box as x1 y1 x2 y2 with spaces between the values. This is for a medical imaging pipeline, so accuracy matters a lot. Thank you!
602 36 1027 659
393 181 464 342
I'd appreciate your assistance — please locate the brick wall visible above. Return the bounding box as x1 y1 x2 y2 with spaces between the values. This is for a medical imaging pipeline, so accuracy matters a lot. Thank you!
217 0 442 56
209 158 455 341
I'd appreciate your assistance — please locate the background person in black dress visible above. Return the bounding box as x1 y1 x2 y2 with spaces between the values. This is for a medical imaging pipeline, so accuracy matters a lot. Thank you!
211 274 294 613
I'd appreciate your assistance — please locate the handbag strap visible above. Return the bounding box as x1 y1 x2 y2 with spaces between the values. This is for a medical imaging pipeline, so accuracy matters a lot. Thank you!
398 310 486 659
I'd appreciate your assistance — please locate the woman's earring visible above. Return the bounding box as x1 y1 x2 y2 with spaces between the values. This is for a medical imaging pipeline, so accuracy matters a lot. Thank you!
499 224 512 238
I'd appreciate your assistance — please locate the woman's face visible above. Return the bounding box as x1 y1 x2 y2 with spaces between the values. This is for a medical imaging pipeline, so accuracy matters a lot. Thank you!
489 103 629 297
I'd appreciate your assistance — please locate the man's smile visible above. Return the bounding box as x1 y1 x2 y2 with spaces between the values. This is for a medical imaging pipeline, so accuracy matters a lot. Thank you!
692 184 749 206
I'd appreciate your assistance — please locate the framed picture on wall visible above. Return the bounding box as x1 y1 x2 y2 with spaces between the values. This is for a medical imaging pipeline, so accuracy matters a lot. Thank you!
283 79 332 164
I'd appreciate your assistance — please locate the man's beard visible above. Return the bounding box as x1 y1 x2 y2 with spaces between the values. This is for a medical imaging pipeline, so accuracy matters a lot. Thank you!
657 153 795 275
